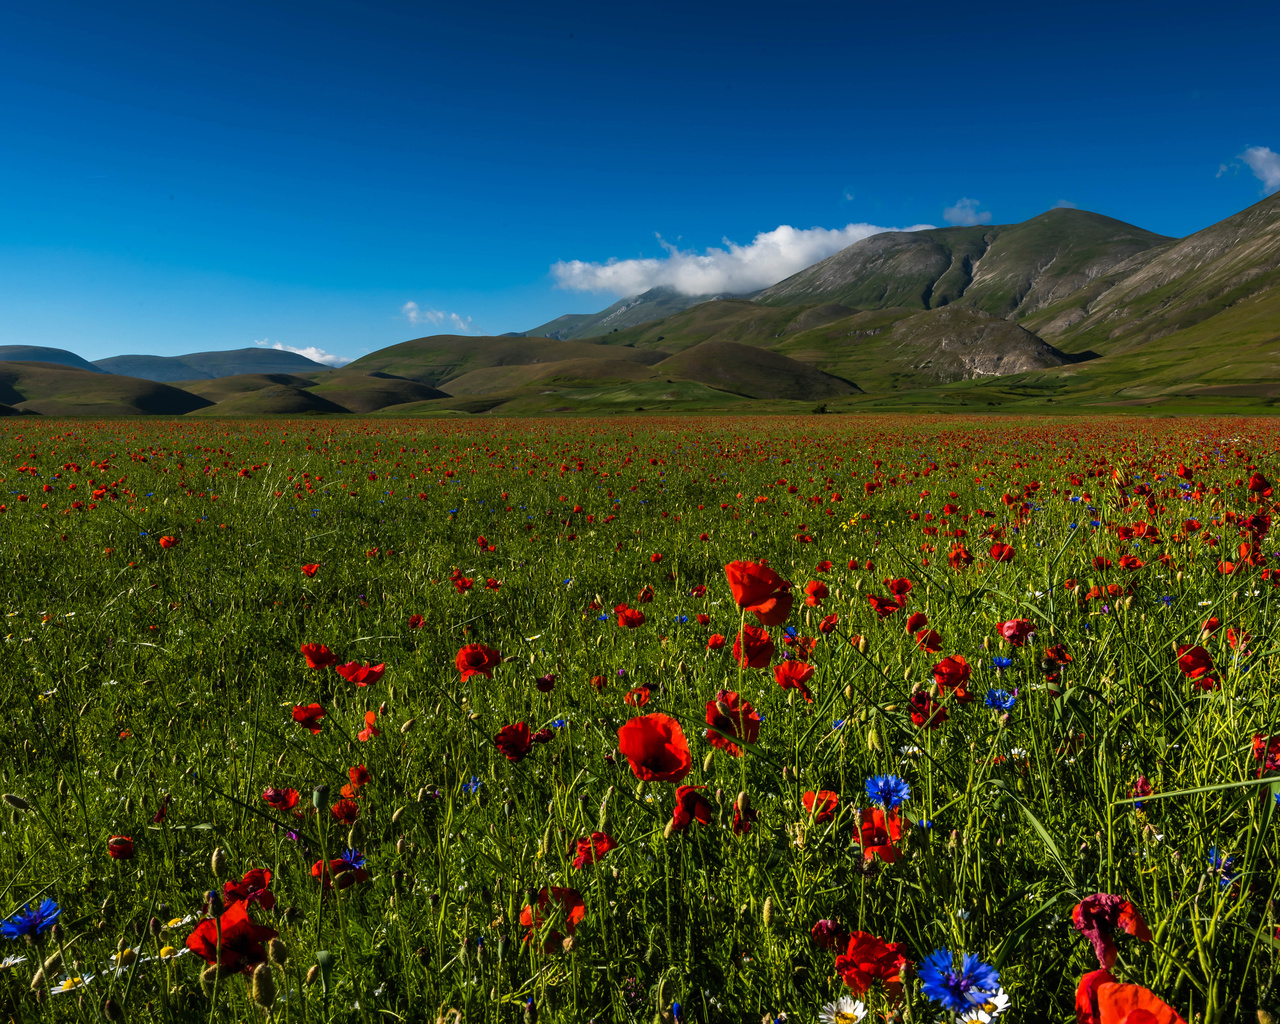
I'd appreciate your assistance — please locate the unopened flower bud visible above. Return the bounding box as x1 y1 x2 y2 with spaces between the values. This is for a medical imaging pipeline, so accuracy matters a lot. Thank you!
103 997 124 1021
762 897 775 929
2 794 30 811
702 751 714 773
400 718 416 733
312 784 329 810
251 964 276 1009
210 848 228 880
267 938 288 968
305 965 320 987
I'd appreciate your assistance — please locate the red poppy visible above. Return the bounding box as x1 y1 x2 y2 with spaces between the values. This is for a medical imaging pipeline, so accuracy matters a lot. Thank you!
1118 554 1144 571
520 886 586 946
311 854 369 891
1076 967 1117 1024
408 614 425 629
456 643 501 680
291 703 326 733
707 633 727 651
624 687 651 708
107 835 134 860
804 580 828 607
774 659 815 703
814 560 834 572
834 930 910 999
357 709 381 742
809 918 844 950
932 655 973 702
1252 734 1280 774
617 605 646 628
329 799 360 824
185 902 278 972
494 722 532 763
1043 643 1073 665
818 613 840 634
948 543 974 570
570 832 617 869
334 661 386 687
589 674 607 693
884 577 912 600
747 586 793 626
915 628 943 653
1248 472 1272 496
637 584 655 603
905 611 928 633
1175 644 1218 690
223 868 275 911
300 643 339 670
348 764 371 789
998 619 1036 647
858 807 907 862
485 578 502 590
301 563 320 577
616 713 692 783
670 785 714 832
909 690 947 729
705 689 761 756
802 789 839 823
989 542 1015 562
733 625 775 668
732 793 758 835
867 594 901 618
724 560 787 608
158 535 179 549
262 787 300 812
1072 893 1152 968
695 612 711 625
1088 980 1187 1024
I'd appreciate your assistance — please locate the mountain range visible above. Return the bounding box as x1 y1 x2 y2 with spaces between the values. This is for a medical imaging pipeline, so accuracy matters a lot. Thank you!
1 193 1278 416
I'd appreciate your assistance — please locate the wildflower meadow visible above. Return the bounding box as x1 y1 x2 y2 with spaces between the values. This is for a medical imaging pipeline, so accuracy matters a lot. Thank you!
1 413 1278 1024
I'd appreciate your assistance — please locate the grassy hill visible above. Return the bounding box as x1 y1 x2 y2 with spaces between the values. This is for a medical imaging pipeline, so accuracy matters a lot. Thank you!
0 346 107 374
0 362 213 415
755 209 1171 317
94 347 330 381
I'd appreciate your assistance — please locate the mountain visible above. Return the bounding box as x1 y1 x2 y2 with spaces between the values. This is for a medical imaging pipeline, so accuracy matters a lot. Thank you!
524 286 746 341
0 362 213 416
93 347 330 381
755 209 1172 318
0 346 107 373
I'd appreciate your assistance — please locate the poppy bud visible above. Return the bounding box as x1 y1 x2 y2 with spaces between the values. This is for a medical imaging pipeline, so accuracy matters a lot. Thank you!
205 890 223 916
347 827 359 848
867 728 880 752
503 800 514 818
663 819 677 839
42 950 62 975
210 848 228 880
702 752 714 773
148 917 162 937
401 718 416 733
103 997 124 1021
415 946 430 967
305 965 320 987
251 964 276 1010
113 764 124 782
334 870 356 890
392 805 407 824
597 787 613 831
29 968 45 991
2 793 30 811
200 965 220 994
312 784 330 811
58 778 68 798
762 897 775 929
267 938 288 968
856 635 868 653
781 766 791 782
281 906 302 926
397 838 406 855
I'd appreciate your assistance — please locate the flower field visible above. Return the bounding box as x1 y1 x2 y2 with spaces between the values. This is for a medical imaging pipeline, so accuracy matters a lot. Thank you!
1 413 1278 1024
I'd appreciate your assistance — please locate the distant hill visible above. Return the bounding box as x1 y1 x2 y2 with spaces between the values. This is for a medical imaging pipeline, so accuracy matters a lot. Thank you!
653 341 860 401
755 209 1172 318
0 362 213 416
94 347 331 381
0 346 107 373
524 286 746 341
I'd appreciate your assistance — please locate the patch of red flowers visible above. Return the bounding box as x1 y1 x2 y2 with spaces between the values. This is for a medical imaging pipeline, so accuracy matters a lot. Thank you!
185 902 277 973
617 713 692 783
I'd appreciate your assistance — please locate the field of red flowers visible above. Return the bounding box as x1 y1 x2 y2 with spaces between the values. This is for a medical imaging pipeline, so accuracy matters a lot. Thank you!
1 414 1278 1024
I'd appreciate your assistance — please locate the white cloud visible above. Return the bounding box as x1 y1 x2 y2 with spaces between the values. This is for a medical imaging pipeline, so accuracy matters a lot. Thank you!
253 338 351 367
1241 146 1280 194
1053 199 1078 210
942 197 992 226
401 301 475 334
550 221 934 296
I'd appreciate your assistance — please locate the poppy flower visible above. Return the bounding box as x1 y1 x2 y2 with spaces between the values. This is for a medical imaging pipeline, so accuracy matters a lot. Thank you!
1080 978 1187 1024
815 560 834 572
834 930 910 998
858 807 908 862
810 918 844 950
774 659 815 702
329 798 360 824
456 643 501 680
494 722 532 763
357 709 381 742
724 560 788 608
301 563 320 577
998 619 1036 647
1043 643 1073 665
732 792 758 835
616 713 692 783
989 543 1015 562
932 655 973 702
107 835 134 860
707 633 726 651
905 611 928 633
818 613 840 634
803 790 839 823
804 580 829 607
222 868 275 911
695 612 711 625
1076 968 1116 1024
408 614 425 629
311 850 369 890
670 785 714 832
624 687 651 708
334 661 386 687
300 643 339 670
909 690 947 729
884 577 912 601
1252 734 1280 774
1248 472 1272 496
262 787 300 812
291 703 326 733
1175 645 1217 690
948 544 974 570
185 902 278 973
617 605 646 628
637 584 655 603
347 764 371 791
1072 893 1152 968
520 886 586 951
747 586 793 626
867 594 901 618
570 832 617 869
915 629 943 653
733 625 775 668
705 689 761 756
485 577 501 590
158 535 179 549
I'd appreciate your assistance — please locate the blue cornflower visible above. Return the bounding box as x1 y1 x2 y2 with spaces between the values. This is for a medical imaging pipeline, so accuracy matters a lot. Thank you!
338 848 367 870
1 899 61 941
783 626 799 639
832 719 845 730
671 1002 683 1023
865 774 910 809
550 719 568 728
674 615 688 624
985 688 1016 712
462 776 483 795
1160 595 1174 607
917 949 1000 1011
1209 847 1237 887
597 614 609 621
992 656 1014 672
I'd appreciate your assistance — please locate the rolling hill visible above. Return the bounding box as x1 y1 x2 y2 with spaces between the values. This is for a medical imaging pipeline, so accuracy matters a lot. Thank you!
0 362 213 416
0 346 108 373
94 347 331 381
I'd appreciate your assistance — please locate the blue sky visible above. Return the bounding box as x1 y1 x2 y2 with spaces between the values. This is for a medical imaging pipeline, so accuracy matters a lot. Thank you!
2 0 1278 364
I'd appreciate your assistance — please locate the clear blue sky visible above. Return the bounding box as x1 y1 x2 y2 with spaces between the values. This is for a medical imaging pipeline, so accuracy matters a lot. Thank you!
2 0 1277 364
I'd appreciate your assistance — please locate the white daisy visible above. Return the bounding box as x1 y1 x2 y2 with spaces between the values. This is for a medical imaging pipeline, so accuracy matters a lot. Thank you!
959 988 1011 1022
818 995 867 1024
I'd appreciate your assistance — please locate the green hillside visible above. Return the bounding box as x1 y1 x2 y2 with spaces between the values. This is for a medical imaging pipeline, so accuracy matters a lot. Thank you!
0 362 213 416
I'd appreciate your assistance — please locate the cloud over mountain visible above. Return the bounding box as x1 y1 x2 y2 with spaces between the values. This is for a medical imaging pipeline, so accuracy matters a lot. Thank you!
942 198 992 226
551 222 933 297
253 338 351 367
1242 146 1280 194
402 302 475 333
